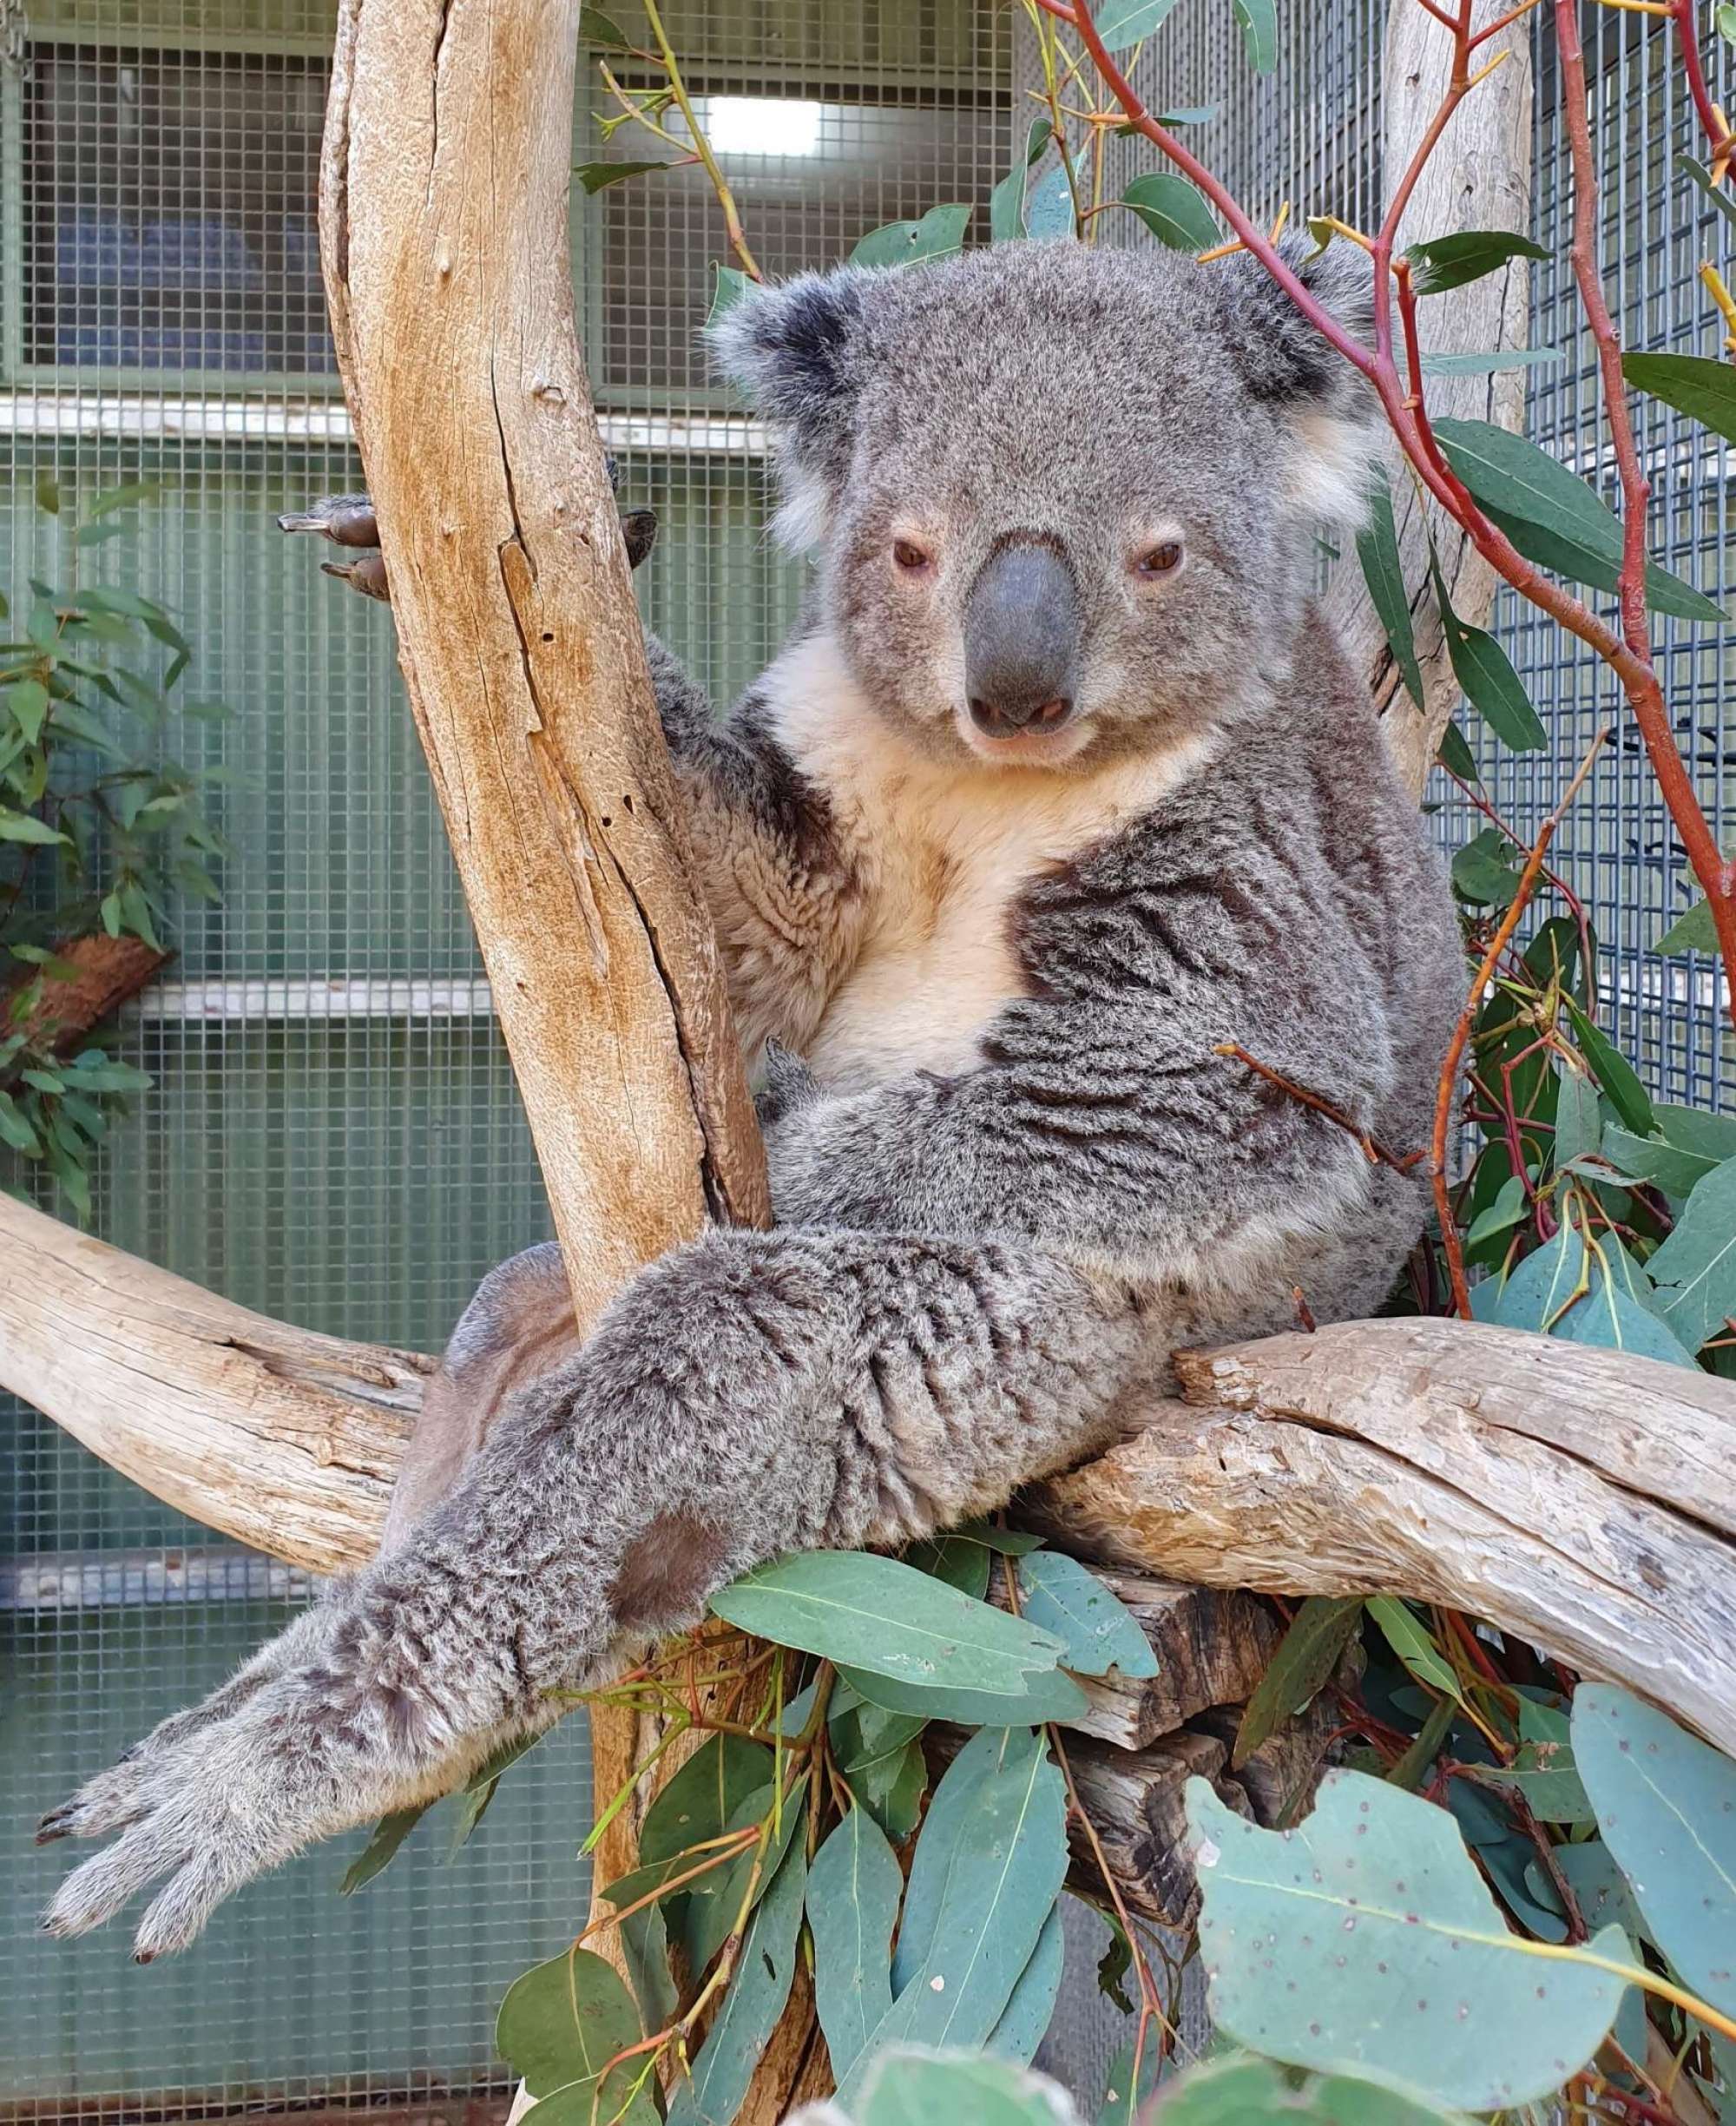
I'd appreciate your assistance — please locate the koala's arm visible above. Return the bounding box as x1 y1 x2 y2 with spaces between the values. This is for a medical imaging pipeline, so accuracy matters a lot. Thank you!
281 493 861 1056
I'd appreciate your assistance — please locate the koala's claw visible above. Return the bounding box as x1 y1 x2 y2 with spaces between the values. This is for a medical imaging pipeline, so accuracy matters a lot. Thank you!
277 493 379 547
320 554 391 602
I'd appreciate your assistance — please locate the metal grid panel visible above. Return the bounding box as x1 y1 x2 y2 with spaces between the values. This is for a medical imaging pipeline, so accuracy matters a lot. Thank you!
0 0 1011 2110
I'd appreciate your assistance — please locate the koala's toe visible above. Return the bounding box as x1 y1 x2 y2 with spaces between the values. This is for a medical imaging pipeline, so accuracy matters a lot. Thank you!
132 1852 244 1961
36 1761 149 1844
43 1818 189 1939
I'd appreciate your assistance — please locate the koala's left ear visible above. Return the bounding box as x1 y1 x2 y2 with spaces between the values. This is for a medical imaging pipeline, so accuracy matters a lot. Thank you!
1213 234 1379 528
707 267 876 549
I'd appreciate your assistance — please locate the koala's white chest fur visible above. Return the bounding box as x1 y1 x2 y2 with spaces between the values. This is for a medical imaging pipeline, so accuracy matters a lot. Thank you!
768 635 1209 1094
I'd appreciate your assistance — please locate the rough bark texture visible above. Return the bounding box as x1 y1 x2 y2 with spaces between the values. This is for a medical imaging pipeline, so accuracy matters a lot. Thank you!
1324 0 1535 799
314 0 797 2105
1028 1320 1736 1759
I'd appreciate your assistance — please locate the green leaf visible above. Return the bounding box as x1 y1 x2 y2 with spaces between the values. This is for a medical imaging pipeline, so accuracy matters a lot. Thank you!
681 1780 805 1974
907 1531 992 1600
1097 2035 1168 2125
638 1732 773 1869
838 1659 1088 1727
986 1902 1065 2063
857 2052 1070 2126
1405 230 1549 296
496 1946 655 2124
1558 1249 1699 1367
1232 0 1278 70
1477 1700 1595 1825
340 1804 431 1892
574 158 674 194
1436 719 1477 780
1160 2057 1470 2126
890 1727 1042 1991
1557 997 1654 1137
1233 1596 1363 1768
1357 472 1424 713
706 265 749 328
579 4 631 45
1093 0 1185 48
1187 1771 1630 2109
4 680 49 745
1676 153 1736 232
710 1550 1064 1694
1553 1068 1603 1174
1477 1219 1588 1334
666 1842 807 2126
806 1807 901 2077
84 477 161 519
1433 418 1724 623
1574 1684 1736 2019
1450 827 1523 905
0 808 69 846
1624 350 1736 444
1646 1155 1736 1352
1365 1598 1463 1704
843 1734 929 1840
1120 173 1220 252
1420 348 1564 376
0 1088 43 1155
842 1727 1069 2103
1466 1172 1528 1248
1430 562 1547 753
1720 2 1736 36
1655 895 1719 957
990 118 1053 242
850 204 972 270
1024 167 1076 243
1597 1122 1713 1197
36 475 60 517
1659 1102 1736 1164
1016 1551 1157 1678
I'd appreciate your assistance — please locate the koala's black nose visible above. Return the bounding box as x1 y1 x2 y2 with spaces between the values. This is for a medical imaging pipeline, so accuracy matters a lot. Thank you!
963 539 1081 740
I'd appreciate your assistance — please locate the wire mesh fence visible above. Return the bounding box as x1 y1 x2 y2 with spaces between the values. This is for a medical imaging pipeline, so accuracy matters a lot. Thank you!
1 0 1731 2115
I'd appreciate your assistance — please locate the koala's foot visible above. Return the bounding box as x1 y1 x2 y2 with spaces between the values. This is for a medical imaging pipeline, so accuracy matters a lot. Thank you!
36 1603 472 1960
279 458 657 605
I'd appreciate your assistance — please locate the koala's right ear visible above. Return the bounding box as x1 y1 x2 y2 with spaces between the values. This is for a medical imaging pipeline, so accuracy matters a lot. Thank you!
707 268 874 549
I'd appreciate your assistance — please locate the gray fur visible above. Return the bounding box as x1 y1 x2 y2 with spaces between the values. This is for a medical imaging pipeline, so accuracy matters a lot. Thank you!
42 240 1461 1958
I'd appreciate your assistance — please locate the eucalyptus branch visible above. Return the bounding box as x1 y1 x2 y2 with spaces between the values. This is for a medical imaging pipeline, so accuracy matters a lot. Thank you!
635 0 762 280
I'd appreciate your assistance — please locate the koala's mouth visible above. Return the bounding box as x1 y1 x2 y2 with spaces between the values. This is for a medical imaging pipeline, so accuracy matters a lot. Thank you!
957 701 1091 767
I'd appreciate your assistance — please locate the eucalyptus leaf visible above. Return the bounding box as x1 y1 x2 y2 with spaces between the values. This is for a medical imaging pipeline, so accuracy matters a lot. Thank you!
1365 1597 1463 1705
1093 0 1185 48
1433 418 1723 622
1573 1684 1736 2018
706 265 749 327
1404 230 1548 295
857 2051 1072 2126
1161 2057 1470 2126
1232 0 1278 71
712 1551 1064 1692
990 119 1054 242
681 1778 805 1974
1121 173 1220 251
1465 1173 1528 1249
1562 997 1656 1136
1659 1103 1736 1164
1016 1550 1157 1678
1420 348 1564 376
1097 2035 1168 2124
1356 473 1424 713
496 1946 656 2125
1556 1257 1699 1369
986 1902 1066 2063
1643 1155 1736 1352
1480 1221 1588 1335
1233 1595 1364 1767
1656 896 1719 956
807 1807 901 2077
340 1803 431 1893
574 158 674 194
1187 1771 1630 2109
1025 167 1077 243
1430 563 1546 753
638 1732 773 1869
839 1659 1089 1727
1476 1700 1594 1825
1678 152 1736 232
665 1843 808 2126
1553 1069 1602 1174
907 1531 992 1600
1624 351 1736 444
1599 1121 1715 1199
851 204 972 270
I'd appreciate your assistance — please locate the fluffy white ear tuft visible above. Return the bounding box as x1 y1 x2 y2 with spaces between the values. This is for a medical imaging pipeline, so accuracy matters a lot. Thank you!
1290 409 1378 533
771 462 835 553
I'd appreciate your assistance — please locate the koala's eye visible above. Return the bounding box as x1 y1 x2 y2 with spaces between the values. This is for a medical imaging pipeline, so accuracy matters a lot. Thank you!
1135 539 1185 577
892 539 932 573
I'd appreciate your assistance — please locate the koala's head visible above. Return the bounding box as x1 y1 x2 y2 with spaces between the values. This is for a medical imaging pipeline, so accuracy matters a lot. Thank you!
710 238 1377 770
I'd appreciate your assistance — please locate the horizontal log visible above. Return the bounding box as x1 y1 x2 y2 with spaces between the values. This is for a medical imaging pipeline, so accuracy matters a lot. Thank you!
1029 1320 1736 1758
0 1192 424 1575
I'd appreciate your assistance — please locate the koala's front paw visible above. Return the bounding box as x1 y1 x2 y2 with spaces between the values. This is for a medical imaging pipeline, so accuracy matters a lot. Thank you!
755 1038 823 1129
278 461 658 603
38 1628 435 1959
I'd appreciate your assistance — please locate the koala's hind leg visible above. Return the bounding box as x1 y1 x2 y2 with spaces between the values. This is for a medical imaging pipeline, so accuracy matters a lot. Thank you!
38 1247 582 1857
40 1228 1151 1958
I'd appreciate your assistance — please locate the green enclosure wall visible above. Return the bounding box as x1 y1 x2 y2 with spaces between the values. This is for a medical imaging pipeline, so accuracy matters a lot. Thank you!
0 0 1011 2110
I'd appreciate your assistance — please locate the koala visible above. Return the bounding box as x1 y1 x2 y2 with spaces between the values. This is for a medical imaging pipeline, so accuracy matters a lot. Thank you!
37 238 1463 1959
